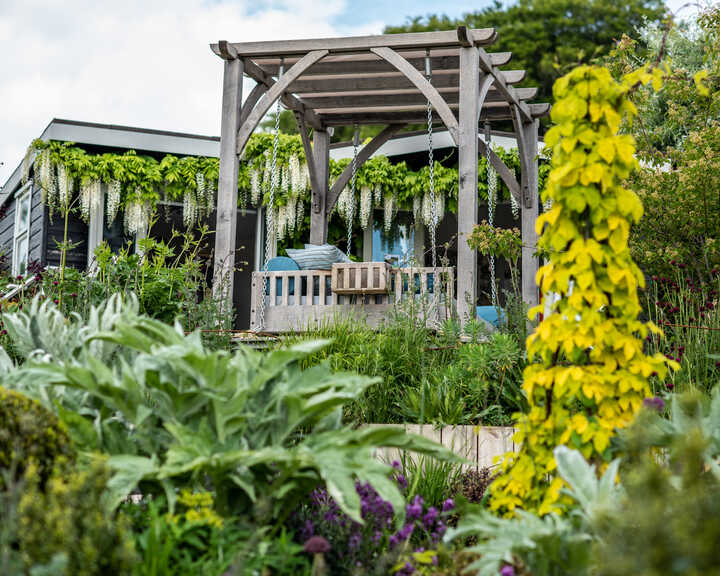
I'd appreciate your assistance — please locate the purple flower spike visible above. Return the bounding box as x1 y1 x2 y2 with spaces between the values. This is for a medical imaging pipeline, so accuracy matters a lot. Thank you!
422 507 439 529
642 397 665 412
406 495 423 520
442 498 454 512
397 474 408 489
500 565 515 576
392 460 401 470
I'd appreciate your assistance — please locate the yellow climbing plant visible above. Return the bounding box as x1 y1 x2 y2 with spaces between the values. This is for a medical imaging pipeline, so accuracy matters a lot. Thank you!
489 65 675 516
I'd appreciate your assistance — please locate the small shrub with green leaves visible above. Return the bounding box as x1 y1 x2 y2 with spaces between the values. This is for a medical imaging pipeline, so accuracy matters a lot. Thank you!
18 459 137 576
1 295 458 526
0 387 73 489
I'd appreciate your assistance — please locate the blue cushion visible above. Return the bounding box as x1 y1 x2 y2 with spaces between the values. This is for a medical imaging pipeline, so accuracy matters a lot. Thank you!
476 305 505 327
266 256 300 272
286 244 350 270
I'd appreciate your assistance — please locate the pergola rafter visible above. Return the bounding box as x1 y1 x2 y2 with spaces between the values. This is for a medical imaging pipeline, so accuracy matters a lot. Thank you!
210 26 549 326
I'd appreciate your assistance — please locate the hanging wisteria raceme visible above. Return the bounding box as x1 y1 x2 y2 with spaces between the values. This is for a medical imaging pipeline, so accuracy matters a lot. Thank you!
289 154 303 195
277 204 288 241
196 172 207 219
56 163 72 210
374 183 382 205
106 180 121 226
336 186 356 227
359 185 372 230
421 190 445 228
250 167 262 205
295 195 304 230
21 146 32 185
124 193 151 236
183 189 198 228
38 149 54 203
510 192 520 220
383 194 395 232
79 179 102 223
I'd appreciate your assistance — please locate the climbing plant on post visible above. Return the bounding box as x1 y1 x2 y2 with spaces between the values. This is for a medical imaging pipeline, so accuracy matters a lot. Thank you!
489 65 675 516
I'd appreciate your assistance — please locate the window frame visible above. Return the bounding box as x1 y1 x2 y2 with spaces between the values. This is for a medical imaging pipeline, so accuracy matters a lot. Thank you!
12 182 32 277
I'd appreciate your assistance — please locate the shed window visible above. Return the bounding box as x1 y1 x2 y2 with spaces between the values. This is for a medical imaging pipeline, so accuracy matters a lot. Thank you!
12 184 31 276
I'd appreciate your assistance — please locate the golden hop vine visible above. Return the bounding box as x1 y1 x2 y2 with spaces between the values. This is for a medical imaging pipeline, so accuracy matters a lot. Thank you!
489 65 675 516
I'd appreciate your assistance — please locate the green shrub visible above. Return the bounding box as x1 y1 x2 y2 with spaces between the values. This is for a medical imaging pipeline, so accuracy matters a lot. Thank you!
0 387 73 488
18 459 137 576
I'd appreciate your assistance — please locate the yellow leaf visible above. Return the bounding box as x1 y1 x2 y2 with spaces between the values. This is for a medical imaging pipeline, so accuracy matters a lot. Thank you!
580 163 604 185
694 69 710 97
597 138 616 163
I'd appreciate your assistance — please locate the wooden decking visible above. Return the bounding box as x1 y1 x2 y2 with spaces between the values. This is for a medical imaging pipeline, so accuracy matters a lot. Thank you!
250 266 454 332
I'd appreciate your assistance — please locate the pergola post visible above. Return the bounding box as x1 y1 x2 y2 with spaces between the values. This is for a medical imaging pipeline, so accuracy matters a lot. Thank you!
213 47 243 303
518 117 540 312
310 129 330 245
457 44 480 326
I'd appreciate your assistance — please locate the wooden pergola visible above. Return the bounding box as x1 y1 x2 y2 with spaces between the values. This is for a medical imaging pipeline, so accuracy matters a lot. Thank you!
210 27 549 325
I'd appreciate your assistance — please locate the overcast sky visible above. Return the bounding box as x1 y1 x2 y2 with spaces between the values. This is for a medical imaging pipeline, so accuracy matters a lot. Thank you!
0 0 698 184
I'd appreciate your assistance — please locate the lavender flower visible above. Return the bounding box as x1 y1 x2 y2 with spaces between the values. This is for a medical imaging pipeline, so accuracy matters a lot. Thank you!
406 495 423 520
442 498 454 512
500 565 515 576
422 507 438 529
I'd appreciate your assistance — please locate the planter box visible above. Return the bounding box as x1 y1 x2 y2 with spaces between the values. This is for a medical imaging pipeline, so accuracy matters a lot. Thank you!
366 424 518 470
331 262 391 295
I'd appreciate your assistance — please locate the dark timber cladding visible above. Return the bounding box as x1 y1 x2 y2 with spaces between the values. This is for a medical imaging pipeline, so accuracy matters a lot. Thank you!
210 27 549 327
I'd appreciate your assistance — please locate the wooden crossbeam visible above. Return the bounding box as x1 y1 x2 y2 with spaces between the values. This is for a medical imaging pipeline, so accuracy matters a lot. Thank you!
477 46 532 122
255 51 512 76
297 86 537 109
237 50 329 154
371 46 460 144
319 102 549 126
241 58 323 130
288 69 526 93
211 28 496 58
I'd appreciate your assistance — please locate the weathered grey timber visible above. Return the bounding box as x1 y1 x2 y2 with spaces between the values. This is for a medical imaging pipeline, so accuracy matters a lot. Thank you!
211 28 496 57
309 129 330 245
210 27 549 329
456 45 480 325
213 49 243 302
289 69 525 94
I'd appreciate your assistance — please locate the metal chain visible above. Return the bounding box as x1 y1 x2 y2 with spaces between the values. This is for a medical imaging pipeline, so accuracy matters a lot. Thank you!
347 124 359 257
486 124 498 308
426 51 437 270
258 60 284 331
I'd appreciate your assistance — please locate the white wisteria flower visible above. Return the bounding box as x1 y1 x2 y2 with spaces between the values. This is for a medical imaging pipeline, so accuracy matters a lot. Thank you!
106 180 122 226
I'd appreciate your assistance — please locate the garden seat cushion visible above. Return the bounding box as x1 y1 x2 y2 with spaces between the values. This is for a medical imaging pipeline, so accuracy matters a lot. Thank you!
265 256 300 272
476 305 505 327
286 244 350 270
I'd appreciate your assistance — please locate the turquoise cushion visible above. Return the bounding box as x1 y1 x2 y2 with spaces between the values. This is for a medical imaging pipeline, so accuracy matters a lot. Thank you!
266 256 300 271
476 305 505 327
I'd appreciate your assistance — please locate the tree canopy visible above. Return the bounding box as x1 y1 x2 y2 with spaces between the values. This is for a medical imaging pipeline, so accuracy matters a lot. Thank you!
385 0 668 100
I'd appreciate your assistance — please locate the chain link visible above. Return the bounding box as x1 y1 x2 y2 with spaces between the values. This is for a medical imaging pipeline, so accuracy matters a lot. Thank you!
347 125 359 257
258 61 284 331
486 129 498 308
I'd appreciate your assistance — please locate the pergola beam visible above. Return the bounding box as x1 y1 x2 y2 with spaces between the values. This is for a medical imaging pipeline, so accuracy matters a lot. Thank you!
236 49 329 154
371 46 459 144
477 46 532 122
256 51 512 76
317 102 550 125
297 86 537 109
288 69 526 93
211 28 497 58
241 57 324 129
